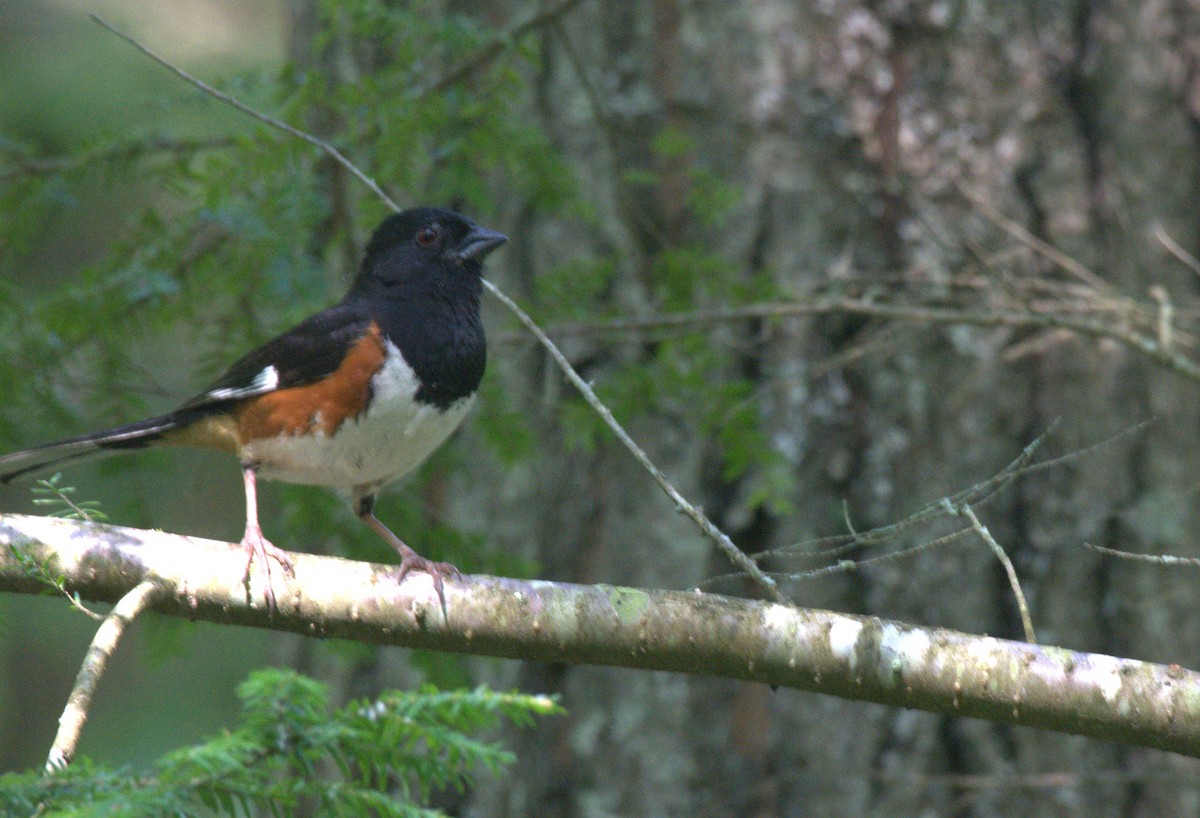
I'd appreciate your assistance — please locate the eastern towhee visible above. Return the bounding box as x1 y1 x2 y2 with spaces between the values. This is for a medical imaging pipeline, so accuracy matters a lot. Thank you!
0 207 507 611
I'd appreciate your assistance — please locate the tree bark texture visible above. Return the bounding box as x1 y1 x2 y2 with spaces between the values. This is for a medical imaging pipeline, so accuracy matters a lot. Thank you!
461 1 1200 814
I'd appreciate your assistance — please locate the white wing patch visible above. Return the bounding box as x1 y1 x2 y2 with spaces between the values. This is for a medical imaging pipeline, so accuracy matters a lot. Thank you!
206 365 280 401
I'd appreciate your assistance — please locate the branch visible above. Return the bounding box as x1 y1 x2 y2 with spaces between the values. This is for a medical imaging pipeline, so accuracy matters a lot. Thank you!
517 296 1200 384
423 0 586 96
0 136 233 182
958 184 1114 294
956 502 1035 643
4 514 1200 758
45 579 164 772
88 14 402 213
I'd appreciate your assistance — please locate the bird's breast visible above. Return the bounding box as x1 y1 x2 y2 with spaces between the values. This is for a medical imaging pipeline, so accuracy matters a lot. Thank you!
241 340 474 489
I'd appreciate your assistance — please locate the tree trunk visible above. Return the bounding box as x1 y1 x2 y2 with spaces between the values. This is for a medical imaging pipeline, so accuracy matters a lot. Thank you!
455 1 1200 813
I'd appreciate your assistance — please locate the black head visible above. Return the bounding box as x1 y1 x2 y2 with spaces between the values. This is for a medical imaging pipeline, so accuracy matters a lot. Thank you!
348 207 503 409
358 207 507 287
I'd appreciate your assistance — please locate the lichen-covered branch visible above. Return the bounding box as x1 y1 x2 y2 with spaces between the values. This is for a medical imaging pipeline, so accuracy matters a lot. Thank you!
3 513 1200 757
45 579 163 772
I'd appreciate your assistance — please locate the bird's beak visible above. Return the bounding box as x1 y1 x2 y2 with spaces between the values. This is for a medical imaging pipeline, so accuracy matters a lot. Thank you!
453 225 508 262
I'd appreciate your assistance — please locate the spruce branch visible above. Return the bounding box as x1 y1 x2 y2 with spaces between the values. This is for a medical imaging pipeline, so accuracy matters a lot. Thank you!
32 473 108 522
5 666 556 815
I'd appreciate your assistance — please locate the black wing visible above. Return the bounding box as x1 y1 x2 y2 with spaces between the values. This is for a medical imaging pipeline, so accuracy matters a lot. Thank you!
178 302 374 411
0 303 375 484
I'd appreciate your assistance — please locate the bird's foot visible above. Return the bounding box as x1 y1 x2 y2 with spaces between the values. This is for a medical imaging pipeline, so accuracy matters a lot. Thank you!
394 546 460 620
240 525 295 612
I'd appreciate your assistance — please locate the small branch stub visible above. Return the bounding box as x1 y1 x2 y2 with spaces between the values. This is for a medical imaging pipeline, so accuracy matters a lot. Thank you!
46 579 165 773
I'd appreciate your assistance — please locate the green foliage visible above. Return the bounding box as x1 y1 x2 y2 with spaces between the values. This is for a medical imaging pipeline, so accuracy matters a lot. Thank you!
5 527 103 618
0 0 795 518
32 473 108 522
532 254 620 322
4 540 68 596
0 668 560 817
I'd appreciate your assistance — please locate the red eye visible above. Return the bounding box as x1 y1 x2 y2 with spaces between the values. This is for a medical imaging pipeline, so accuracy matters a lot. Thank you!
416 224 440 247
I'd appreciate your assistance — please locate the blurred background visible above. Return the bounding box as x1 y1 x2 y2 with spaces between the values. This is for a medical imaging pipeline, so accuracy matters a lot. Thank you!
5 0 1200 815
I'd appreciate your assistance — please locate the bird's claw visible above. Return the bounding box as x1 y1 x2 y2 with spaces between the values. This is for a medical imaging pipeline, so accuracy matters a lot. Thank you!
240 527 294 612
395 554 460 621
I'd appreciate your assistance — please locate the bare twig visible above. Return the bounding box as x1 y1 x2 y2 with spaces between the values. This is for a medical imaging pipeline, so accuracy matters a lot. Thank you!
1085 542 1200 567
873 767 1200 791
424 0 585 95
517 296 1200 384
739 420 1149 601
700 526 976 586
958 184 1112 294
94 11 784 604
89 15 401 212
45 579 164 773
484 280 786 603
956 502 1036 643
762 422 1056 563
1151 285 1174 351
1153 221 1200 280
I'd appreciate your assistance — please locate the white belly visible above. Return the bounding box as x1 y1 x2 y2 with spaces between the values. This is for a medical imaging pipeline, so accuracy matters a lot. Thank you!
245 345 474 490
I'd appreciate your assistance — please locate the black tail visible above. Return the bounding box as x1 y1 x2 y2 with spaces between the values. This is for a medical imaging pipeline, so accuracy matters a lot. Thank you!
0 413 185 484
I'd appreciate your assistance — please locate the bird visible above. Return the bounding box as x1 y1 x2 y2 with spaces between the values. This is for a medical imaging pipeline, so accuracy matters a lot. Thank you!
0 206 507 612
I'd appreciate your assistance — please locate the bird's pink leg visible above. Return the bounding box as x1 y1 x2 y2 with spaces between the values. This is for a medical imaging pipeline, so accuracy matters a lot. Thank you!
239 463 294 611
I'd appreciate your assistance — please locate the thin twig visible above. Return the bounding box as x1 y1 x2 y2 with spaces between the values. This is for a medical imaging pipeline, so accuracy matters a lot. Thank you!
752 420 1149 600
484 280 786 603
704 526 976 587
1151 285 1174 351
94 11 785 605
424 0 585 95
762 421 1057 562
1008 417 1153 480
46 579 164 773
88 14 401 213
958 184 1112 294
1084 542 1200 567
519 297 1200 384
1152 222 1200 280
957 502 1036 644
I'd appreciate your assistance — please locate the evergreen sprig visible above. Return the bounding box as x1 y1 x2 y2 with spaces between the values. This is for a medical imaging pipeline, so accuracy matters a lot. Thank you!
0 668 559 817
32 473 108 522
